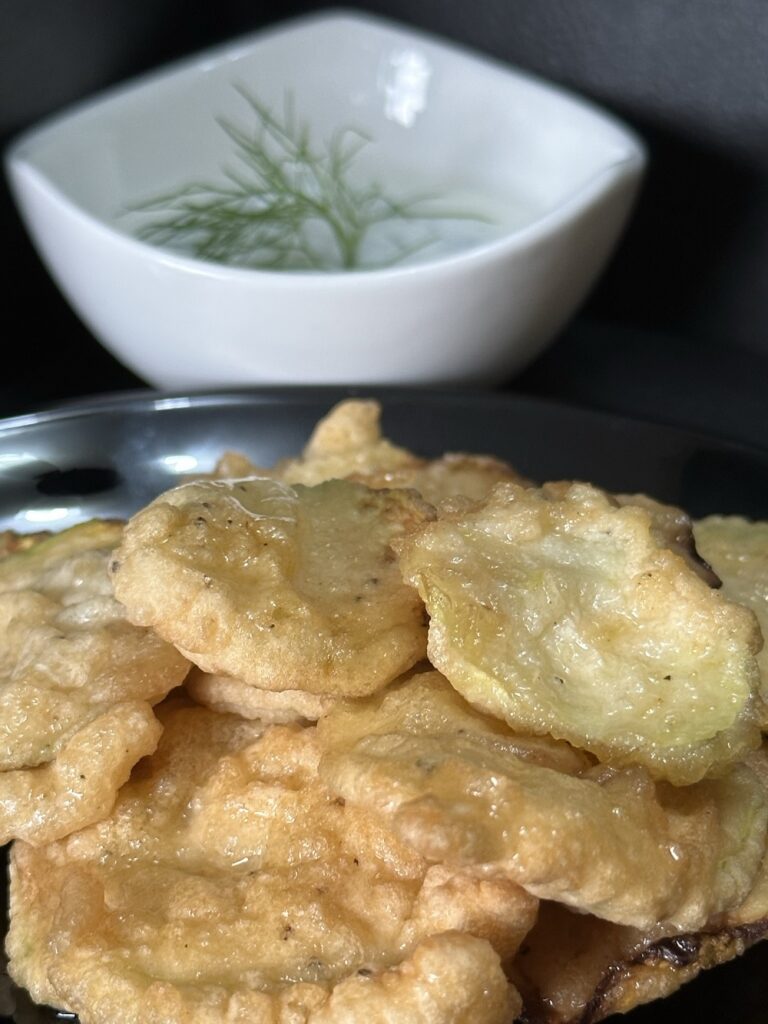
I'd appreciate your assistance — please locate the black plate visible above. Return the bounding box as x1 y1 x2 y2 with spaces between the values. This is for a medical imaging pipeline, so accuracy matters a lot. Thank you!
1 387 767 1024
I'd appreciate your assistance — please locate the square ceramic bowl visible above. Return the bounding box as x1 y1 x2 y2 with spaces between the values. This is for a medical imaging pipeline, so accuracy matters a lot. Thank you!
6 11 645 388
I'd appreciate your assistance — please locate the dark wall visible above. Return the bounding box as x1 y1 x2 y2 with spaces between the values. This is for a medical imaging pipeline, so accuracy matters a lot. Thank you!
3 0 768 407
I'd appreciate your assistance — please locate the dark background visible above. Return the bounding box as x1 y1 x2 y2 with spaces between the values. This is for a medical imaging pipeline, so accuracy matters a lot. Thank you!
3 0 767 445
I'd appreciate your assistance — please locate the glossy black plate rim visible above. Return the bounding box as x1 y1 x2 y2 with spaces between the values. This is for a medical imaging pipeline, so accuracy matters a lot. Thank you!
2 386 768 528
0 385 765 457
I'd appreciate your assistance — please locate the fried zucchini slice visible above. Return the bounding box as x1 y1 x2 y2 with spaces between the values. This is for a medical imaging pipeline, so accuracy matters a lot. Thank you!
318 673 768 931
694 515 768 713
0 529 52 558
197 400 411 483
112 478 432 697
512 893 768 1024
185 668 338 723
616 492 721 585
514 769 768 1024
397 482 763 783
8 702 524 1024
205 401 529 505
0 520 189 845
274 399 421 485
347 453 531 507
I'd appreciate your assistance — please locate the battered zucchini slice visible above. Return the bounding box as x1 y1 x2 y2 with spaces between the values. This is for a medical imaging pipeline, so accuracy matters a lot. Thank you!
205 400 529 505
694 515 768 722
397 482 764 783
112 477 432 697
0 520 189 845
319 673 768 931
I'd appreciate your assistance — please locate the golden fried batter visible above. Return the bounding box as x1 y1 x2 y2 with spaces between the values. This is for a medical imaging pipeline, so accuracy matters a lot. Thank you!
0 530 52 558
512 892 768 1024
277 400 530 504
112 478 432 696
615 492 721 586
0 521 189 845
348 453 531 507
7 702 525 1024
200 449 269 479
205 401 529 506
185 668 337 723
198 400 419 484
397 482 764 783
514 776 768 1024
6 401 767 1021
0 704 161 847
694 515 768 707
274 399 420 486
318 673 768 931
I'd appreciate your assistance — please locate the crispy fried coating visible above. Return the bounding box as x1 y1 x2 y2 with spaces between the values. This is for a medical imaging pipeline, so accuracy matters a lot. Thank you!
615 492 721 586
185 668 337 723
318 673 768 931
212 449 271 478
274 399 420 486
0 521 189 845
0 704 161 846
694 515 768 713
277 400 530 502
512 894 768 1024
0 530 52 558
514 784 768 1024
111 478 432 696
197 400 419 484
348 453 531 507
205 401 529 506
397 482 764 783
7 702 524 1024
400 863 539 964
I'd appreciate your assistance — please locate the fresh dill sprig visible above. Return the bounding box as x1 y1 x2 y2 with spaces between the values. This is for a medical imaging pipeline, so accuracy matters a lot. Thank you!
127 88 489 272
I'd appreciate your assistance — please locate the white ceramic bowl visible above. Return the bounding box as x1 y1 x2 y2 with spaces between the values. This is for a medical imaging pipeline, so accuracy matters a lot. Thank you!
6 11 645 388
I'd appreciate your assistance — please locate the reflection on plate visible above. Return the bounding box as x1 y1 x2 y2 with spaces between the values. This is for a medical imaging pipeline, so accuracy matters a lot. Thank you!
0 387 767 1024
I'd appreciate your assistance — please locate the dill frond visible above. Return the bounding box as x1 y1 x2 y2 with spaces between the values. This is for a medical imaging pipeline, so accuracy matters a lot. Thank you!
127 89 490 272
